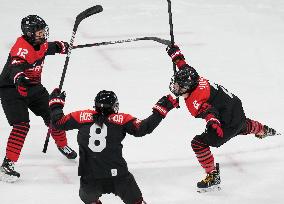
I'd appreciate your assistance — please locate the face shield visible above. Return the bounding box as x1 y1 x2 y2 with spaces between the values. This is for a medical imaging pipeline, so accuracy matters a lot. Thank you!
169 76 189 96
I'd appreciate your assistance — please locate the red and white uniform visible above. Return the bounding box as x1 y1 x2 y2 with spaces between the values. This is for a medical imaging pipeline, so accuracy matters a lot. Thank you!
0 36 67 87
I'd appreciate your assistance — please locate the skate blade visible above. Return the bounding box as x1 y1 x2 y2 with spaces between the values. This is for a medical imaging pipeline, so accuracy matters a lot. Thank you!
266 132 282 137
256 132 281 139
0 171 20 183
197 184 221 193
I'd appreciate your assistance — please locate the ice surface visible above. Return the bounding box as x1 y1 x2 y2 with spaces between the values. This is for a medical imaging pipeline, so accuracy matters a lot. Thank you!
0 0 283 203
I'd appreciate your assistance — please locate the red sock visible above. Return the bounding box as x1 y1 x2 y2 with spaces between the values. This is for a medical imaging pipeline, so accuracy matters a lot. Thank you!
191 139 215 173
6 122 30 162
50 128 67 147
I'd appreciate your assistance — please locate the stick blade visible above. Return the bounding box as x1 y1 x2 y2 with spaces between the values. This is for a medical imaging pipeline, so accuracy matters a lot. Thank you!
76 5 103 23
144 37 172 45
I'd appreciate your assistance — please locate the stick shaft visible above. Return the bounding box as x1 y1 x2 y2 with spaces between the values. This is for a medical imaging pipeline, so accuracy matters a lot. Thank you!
73 36 171 49
42 5 103 153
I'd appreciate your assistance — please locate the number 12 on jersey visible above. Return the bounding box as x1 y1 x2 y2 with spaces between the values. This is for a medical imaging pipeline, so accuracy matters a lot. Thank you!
88 123 107 152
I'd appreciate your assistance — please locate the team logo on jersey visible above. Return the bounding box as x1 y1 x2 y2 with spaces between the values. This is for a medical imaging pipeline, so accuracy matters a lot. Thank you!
111 169 117 176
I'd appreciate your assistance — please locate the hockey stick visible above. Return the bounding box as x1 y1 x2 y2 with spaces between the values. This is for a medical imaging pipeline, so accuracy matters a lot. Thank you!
59 5 103 90
166 0 180 107
167 0 177 74
73 36 171 49
42 126 52 153
42 5 103 153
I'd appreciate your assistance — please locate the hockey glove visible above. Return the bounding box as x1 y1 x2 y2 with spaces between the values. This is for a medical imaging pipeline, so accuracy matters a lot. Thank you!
49 88 66 110
15 74 31 97
205 114 224 138
153 95 179 118
55 41 69 54
166 45 185 63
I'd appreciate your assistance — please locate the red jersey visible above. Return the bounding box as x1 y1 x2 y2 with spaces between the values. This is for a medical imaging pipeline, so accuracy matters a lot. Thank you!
0 36 66 87
51 108 164 178
176 61 245 127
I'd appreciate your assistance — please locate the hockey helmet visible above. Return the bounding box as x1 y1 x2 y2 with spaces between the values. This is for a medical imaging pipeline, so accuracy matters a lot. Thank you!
94 90 119 115
169 66 199 96
21 15 49 45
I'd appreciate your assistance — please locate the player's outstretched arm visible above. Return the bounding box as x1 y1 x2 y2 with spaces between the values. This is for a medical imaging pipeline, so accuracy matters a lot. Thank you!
166 44 198 74
125 95 178 137
46 41 69 55
49 88 82 131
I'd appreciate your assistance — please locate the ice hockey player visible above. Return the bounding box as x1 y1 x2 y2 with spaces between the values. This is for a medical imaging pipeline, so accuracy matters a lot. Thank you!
48 88 178 204
166 45 278 193
0 15 77 183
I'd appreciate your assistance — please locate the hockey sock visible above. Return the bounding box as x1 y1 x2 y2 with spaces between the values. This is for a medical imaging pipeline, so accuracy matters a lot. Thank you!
191 138 215 174
240 118 264 135
134 197 147 204
91 200 102 204
50 128 67 148
6 122 30 162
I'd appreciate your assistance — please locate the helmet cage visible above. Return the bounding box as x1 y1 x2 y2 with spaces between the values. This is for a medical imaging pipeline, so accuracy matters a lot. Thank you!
169 68 198 96
169 76 189 96
21 15 49 45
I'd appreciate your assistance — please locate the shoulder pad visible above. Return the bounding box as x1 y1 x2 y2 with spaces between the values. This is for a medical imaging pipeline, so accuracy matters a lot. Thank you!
10 36 48 64
107 113 134 125
70 109 97 124
184 77 211 117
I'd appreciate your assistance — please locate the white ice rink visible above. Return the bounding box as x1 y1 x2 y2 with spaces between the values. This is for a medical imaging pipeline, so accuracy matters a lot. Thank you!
0 0 284 203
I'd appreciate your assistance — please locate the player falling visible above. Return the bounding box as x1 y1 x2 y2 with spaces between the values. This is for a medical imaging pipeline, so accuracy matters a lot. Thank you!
166 44 279 193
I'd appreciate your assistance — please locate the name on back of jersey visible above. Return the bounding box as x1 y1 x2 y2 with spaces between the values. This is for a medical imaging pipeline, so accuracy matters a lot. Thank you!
80 112 93 122
108 114 124 124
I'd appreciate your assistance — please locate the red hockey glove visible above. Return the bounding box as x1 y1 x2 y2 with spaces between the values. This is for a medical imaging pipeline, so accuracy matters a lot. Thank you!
49 88 66 110
15 74 31 97
55 41 69 54
153 95 179 118
205 114 224 138
166 45 185 63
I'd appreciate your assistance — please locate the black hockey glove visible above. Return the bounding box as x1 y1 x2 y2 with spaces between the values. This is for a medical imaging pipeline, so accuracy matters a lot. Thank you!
15 74 31 97
153 95 179 118
49 88 66 110
55 41 69 54
166 45 185 63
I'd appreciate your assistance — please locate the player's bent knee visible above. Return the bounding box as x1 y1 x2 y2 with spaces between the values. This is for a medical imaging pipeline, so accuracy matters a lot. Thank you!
191 136 209 151
79 187 101 204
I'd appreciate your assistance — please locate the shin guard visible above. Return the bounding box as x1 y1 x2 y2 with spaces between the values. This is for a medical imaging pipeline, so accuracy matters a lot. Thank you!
6 122 30 162
50 128 67 148
191 138 215 174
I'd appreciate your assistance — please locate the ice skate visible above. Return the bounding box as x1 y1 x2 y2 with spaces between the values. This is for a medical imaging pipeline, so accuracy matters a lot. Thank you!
197 163 221 193
0 157 20 183
255 125 280 139
58 145 77 159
